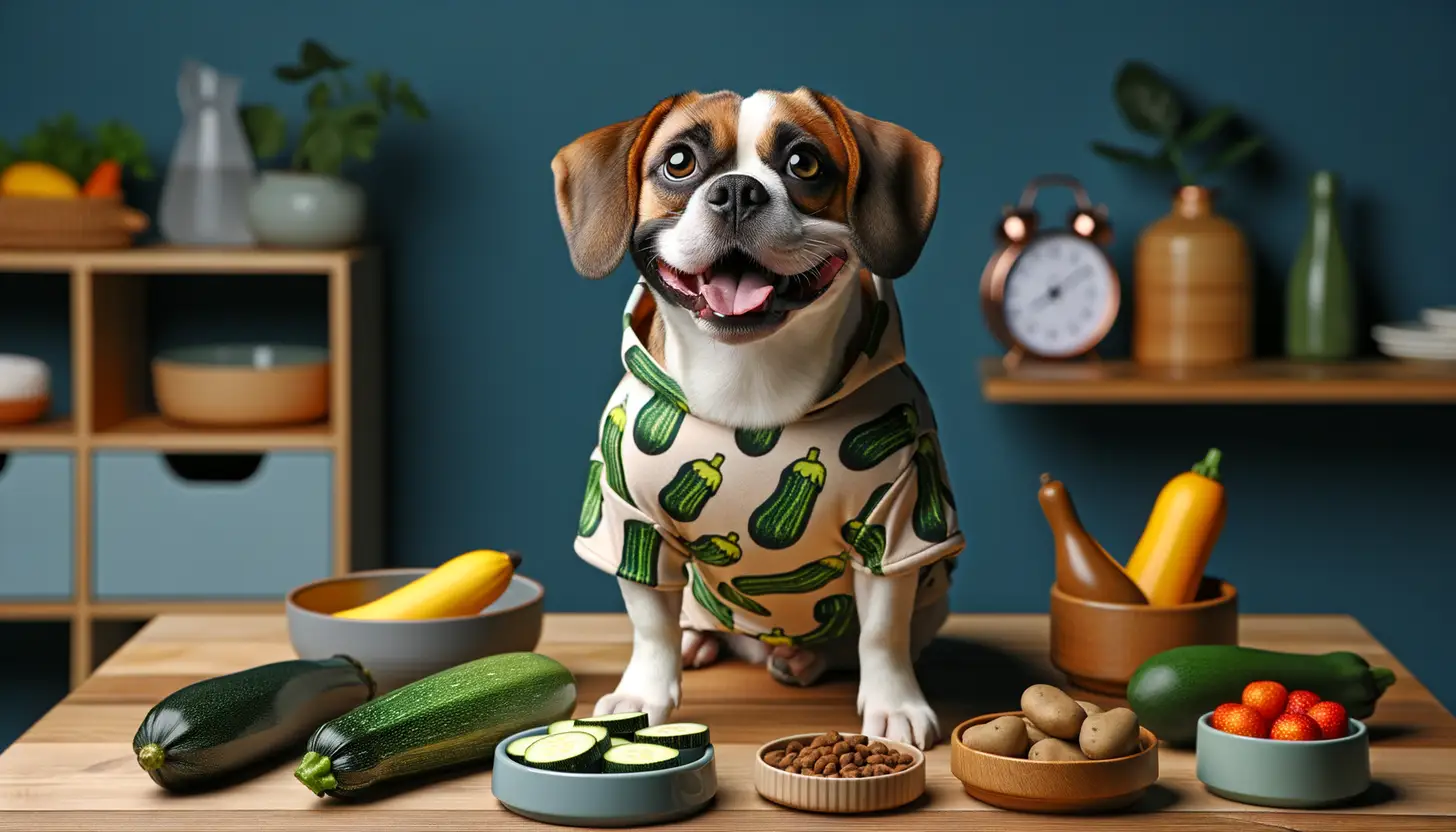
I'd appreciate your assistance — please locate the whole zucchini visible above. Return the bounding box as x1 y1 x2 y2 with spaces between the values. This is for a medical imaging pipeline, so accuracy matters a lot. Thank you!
1127 645 1397 746
295 652 577 797
133 655 374 792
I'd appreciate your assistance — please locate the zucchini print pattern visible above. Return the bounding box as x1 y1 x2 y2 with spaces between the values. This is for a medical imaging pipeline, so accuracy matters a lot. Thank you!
683 531 741 567
734 426 783 457
756 594 856 647
601 398 633 507
688 563 734 630
627 346 690 456
912 435 951 543
579 460 604 537
841 482 892 574
748 447 827 550
658 453 725 522
617 519 662 587
731 551 849 597
717 581 771 617
839 403 917 471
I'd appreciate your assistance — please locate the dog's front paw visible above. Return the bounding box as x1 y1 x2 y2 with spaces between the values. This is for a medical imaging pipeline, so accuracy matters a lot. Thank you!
595 677 680 726
858 670 941 749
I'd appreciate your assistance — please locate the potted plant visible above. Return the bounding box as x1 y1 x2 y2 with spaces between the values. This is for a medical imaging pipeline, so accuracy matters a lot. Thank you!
1091 61 1265 367
240 39 428 249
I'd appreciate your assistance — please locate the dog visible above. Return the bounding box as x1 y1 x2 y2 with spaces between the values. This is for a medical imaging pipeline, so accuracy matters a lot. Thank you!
552 89 962 749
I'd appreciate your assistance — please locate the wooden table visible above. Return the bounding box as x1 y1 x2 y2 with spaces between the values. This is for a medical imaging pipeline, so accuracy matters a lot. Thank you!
1 614 1452 830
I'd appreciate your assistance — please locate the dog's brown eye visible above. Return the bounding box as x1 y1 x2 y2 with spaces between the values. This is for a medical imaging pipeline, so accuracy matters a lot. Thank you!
663 146 696 180
787 147 821 180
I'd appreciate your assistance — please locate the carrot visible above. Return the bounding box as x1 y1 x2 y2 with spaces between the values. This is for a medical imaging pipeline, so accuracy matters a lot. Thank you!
82 159 123 197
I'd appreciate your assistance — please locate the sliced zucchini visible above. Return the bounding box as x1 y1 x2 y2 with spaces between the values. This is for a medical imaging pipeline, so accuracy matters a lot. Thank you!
505 735 543 762
609 737 630 748
577 711 649 737
604 742 681 773
546 719 578 734
634 722 710 750
522 731 603 772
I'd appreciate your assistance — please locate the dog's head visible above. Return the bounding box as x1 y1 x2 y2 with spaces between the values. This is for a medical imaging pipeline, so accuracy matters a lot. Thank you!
551 89 941 343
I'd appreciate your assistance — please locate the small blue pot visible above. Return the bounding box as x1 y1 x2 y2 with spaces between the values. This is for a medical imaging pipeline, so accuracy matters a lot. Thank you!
1196 711 1371 808
246 171 366 249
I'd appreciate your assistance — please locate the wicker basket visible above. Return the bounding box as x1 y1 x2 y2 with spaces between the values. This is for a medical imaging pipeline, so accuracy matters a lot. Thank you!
0 195 149 250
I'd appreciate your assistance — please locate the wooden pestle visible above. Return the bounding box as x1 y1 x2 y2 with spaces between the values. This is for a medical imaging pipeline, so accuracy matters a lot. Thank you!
1039 473 1149 605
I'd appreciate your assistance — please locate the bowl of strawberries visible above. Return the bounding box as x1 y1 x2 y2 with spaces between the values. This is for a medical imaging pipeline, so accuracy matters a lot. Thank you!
1196 680 1370 808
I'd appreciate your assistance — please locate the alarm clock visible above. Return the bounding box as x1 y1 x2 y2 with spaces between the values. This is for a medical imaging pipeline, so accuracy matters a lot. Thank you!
980 174 1120 367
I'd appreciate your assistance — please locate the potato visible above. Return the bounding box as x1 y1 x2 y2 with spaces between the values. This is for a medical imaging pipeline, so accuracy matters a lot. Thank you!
1022 716 1048 743
961 715 1030 758
1080 707 1142 760
1077 700 1104 716
1021 684 1086 740
1028 738 1088 761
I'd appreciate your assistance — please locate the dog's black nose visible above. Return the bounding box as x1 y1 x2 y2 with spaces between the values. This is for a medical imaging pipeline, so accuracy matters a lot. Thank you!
705 174 768 227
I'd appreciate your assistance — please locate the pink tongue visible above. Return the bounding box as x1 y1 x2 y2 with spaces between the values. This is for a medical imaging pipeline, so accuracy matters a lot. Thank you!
701 272 773 316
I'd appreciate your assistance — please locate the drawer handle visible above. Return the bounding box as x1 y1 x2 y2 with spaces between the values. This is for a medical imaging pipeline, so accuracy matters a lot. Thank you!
162 453 264 484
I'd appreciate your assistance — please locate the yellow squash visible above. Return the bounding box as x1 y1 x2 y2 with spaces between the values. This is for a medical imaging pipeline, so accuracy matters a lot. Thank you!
333 550 521 620
1124 448 1227 606
0 162 81 198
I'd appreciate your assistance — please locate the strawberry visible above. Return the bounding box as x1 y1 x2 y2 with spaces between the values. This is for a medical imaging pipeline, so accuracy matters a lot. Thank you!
1285 690 1322 715
1212 702 1268 738
1241 680 1288 722
1305 700 1349 739
1270 713 1322 741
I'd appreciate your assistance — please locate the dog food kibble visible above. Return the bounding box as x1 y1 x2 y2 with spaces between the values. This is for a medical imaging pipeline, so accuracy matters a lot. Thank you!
763 732 914 778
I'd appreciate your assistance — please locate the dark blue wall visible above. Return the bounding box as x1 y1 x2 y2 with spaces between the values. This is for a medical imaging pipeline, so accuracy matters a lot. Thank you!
2 0 1453 745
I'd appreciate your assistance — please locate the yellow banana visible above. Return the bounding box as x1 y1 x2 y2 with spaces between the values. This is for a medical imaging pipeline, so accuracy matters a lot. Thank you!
333 550 521 620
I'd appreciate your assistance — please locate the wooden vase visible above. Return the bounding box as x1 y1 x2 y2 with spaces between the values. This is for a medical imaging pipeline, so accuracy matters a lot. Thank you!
1133 186 1253 367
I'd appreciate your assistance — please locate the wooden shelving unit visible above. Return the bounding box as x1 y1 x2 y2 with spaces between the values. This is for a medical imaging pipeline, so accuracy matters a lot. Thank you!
980 357 1456 404
0 246 384 686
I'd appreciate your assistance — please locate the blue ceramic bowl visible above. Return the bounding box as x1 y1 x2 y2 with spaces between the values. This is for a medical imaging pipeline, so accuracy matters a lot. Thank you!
491 726 717 827
1196 711 1371 808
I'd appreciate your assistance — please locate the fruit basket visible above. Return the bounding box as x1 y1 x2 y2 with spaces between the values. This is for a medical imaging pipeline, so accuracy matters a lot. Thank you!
0 195 149 250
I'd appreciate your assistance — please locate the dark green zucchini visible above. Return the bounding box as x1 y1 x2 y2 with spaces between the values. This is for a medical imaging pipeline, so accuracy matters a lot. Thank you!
133 655 374 792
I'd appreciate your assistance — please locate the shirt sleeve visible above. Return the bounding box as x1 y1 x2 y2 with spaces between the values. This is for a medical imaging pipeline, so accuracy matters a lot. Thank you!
574 450 690 591
843 429 964 577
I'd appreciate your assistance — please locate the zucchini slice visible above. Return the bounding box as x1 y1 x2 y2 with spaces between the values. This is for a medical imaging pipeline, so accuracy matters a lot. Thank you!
577 711 649 737
504 735 543 762
522 731 603 772
545 719 610 751
609 737 630 748
603 742 681 773
634 722 710 750
546 719 578 734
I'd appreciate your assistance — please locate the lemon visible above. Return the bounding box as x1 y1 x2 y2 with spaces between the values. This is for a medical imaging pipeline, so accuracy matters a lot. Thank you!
0 162 81 198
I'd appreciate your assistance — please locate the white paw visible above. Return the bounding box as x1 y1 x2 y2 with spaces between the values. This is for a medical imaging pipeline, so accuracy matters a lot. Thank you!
857 668 940 749
594 686 678 726
767 646 828 687
681 630 721 669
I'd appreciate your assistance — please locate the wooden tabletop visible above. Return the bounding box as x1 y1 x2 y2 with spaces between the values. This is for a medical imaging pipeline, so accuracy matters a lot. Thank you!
1 614 1452 831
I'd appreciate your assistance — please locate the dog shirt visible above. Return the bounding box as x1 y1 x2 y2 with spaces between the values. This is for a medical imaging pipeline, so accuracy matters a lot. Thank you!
575 276 964 646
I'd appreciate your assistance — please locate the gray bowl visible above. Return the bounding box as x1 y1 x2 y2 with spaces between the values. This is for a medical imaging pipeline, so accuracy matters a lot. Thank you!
491 727 717 827
1196 712 1371 808
286 568 544 693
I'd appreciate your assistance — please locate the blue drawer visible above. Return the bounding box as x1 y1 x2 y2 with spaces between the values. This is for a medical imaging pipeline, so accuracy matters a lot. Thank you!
93 451 332 599
0 451 74 599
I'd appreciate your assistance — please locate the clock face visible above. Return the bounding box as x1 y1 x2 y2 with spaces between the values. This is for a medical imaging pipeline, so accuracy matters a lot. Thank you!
1002 233 1118 358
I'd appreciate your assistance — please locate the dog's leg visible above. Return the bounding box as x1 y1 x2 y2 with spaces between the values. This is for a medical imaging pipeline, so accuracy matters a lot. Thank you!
854 569 940 749
595 578 682 725
681 630 720 668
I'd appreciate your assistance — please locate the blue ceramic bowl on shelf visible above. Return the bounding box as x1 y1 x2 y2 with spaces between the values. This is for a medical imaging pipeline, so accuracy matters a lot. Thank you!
491 726 717 827
1196 712 1371 808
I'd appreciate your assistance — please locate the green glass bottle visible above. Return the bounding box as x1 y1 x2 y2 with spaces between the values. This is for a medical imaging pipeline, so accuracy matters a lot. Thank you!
1285 170 1356 360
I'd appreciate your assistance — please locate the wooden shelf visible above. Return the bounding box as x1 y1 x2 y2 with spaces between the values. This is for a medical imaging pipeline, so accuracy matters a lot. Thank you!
0 245 368 275
0 418 76 448
90 415 335 450
980 357 1456 404
0 602 74 620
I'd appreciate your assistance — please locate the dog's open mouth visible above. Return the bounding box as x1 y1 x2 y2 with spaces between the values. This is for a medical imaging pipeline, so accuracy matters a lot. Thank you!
656 250 847 323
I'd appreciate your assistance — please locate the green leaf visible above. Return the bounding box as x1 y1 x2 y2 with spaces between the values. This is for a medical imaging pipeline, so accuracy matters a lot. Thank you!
367 70 392 113
241 104 288 160
307 81 332 113
393 81 429 120
1179 105 1235 147
0 138 14 171
1090 140 1169 169
346 124 379 162
92 120 154 180
274 63 318 83
298 117 345 176
1202 135 1265 174
1113 61 1183 137
300 39 351 73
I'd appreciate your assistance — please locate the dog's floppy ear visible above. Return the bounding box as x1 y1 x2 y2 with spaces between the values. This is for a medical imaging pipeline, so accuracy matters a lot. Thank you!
551 96 680 278
811 91 942 279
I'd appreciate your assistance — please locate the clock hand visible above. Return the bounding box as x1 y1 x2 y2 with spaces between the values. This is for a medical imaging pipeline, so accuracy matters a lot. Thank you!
1026 266 1091 313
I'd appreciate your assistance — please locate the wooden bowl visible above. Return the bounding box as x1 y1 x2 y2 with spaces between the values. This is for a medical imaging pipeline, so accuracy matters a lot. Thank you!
753 732 925 813
951 712 1159 814
1050 576 1238 696
0 195 148 250
153 344 329 427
